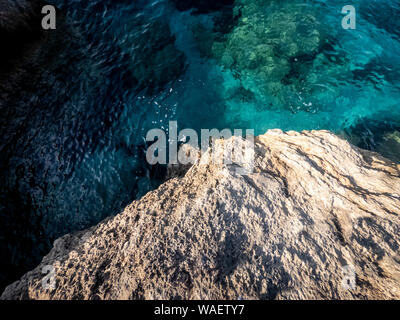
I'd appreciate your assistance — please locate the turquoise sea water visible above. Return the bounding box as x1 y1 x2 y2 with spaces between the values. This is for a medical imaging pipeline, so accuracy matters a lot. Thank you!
1 0 400 289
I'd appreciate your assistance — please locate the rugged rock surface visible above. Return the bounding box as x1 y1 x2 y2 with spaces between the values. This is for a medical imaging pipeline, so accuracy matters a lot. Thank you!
2 130 400 300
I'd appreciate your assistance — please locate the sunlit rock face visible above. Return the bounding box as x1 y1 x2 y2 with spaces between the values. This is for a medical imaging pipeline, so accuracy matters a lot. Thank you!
2 130 400 300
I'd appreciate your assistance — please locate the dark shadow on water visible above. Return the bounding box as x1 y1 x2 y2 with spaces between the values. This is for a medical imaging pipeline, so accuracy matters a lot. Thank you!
344 117 400 163
0 1 185 293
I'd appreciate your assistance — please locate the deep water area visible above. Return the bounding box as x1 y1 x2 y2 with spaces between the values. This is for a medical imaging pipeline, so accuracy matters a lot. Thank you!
1 0 400 291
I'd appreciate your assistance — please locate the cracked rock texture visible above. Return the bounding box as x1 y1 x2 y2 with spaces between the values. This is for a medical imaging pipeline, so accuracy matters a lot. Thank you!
2 130 400 300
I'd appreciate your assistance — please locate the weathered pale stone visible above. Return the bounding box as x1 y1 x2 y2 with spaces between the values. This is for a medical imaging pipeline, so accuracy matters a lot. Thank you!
2 130 400 300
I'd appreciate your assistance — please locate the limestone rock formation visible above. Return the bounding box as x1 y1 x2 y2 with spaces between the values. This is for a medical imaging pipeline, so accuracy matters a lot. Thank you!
2 130 400 300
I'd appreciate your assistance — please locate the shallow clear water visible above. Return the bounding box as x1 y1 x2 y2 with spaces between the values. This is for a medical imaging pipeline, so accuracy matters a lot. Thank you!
1 0 400 289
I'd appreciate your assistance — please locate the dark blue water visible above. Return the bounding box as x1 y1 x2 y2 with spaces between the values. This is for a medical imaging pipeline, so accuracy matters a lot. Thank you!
1 0 400 290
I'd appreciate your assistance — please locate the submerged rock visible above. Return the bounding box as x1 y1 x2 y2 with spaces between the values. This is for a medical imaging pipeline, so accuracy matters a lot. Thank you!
2 130 400 300
0 0 45 63
171 0 235 14
0 0 47 91
342 117 400 164
378 131 400 164
193 0 352 113
130 20 186 93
